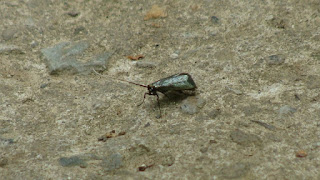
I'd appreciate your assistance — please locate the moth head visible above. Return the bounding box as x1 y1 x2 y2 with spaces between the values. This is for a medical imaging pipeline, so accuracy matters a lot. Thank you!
147 85 157 95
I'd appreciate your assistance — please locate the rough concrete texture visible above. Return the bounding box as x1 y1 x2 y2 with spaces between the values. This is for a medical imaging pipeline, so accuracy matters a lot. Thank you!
1 0 320 179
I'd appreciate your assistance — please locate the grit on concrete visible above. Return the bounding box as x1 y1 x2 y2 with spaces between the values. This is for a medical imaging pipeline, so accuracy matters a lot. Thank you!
1 0 320 179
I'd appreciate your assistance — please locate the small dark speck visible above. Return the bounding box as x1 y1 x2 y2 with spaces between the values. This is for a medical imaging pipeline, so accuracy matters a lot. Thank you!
67 11 80 17
211 16 219 24
74 26 87 35
251 120 276 131
144 122 150 127
40 83 49 89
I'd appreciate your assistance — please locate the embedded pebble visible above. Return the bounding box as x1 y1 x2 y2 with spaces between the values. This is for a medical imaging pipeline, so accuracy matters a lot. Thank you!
0 44 24 54
0 157 8 167
170 53 179 59
230 130 262 146
74 26 87 35
30 41 38 48
219 162 251 179
226 86 243 95
206 109 221 119
0 138 14 147
67 11 80 17
211 16 220 24
41 41 111 75
59 156 88 167
40 83 49 89
306 75 320 89
266 54 285 65
135 61 157 68
100 153 123 171
251 120 276 131
279 105 296 116
181 96 206 115
2 28 18 41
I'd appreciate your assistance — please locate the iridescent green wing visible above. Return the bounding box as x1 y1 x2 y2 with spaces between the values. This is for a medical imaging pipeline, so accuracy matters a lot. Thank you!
151 73 197 93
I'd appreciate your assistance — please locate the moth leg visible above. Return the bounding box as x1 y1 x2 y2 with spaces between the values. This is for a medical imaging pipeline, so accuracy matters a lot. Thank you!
137 92 148 106
156 94 161 118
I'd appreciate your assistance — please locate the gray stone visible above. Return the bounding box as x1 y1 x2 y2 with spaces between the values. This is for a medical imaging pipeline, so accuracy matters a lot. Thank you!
77 153 102 161
206 109 221 119
279 105 296 116
59 156 88 167
251 120 276 131
226 86 243 95
2 28 17 41
266 54 285 65
135 61 157 68
219 162 251 179
306 75 320 89
74 26 87 35
181 101 197 114
159 154 175 166
30 41 38 48
267 16 286 29
170 52 179 59
0 44 24 54
100 153 123 171
67 11 80 17
181 96 206 115
0 138 14 147
41 41 111 75
0 157 8 167
211 16 220 24
40 83 49 89
230 130 262 146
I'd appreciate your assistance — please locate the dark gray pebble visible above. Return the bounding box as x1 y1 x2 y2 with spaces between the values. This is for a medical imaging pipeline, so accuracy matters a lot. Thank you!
0 157 8 167
67 11 80 17
211 16 220 24
40 83 49 89
59 156 87 167
251 120 276 131
0 138 14 146
266 54 285 65
74 26 87 35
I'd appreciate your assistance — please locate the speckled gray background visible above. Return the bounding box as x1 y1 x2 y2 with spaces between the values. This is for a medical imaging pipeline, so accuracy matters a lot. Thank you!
1 0 320 179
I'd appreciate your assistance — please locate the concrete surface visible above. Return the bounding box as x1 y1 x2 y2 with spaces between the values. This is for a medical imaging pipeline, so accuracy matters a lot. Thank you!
1 0 320 179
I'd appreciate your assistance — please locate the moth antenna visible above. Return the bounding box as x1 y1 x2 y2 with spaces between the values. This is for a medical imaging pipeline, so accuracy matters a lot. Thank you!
92 69 148 88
